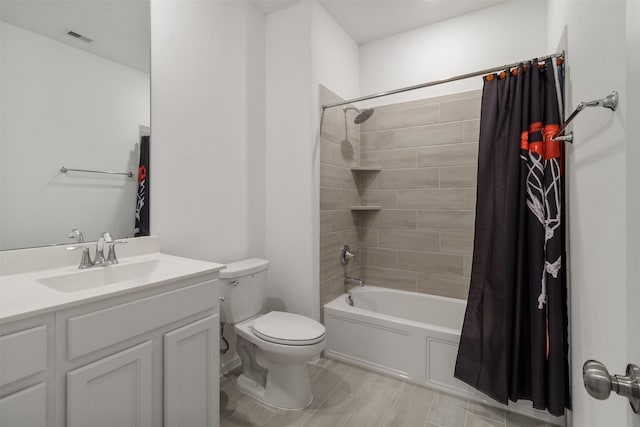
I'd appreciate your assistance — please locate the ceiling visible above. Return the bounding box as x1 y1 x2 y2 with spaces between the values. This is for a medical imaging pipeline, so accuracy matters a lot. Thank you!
1 0 150 73
250 0 510 44
1 0 507 72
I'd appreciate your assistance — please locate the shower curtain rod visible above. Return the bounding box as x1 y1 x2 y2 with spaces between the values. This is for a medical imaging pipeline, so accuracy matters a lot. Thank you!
322 51 565 110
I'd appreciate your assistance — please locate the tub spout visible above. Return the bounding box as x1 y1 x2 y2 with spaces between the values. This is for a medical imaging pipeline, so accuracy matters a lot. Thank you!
344 276 364 287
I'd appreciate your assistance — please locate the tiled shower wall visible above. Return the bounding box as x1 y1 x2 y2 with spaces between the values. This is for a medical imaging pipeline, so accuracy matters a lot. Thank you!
320 87 482 308
319 86 362 312
357 91 481 299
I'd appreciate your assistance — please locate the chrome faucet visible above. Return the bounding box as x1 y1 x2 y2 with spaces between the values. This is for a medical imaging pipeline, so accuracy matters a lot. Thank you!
94 232 113 266
344 276 364 287
68 232 118 269
67 228 85 243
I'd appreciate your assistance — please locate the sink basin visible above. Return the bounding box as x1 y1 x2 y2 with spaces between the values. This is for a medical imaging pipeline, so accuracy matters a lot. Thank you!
38 260 163 293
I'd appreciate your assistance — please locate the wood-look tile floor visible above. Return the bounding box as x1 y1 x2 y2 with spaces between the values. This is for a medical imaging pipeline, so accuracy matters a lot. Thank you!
220 358 560 427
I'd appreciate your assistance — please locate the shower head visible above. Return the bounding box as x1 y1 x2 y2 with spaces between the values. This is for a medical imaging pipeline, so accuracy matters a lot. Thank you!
344 106 375 124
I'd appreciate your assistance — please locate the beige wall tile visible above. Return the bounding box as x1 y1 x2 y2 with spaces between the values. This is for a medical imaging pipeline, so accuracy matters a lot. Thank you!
378 229 439 252
320 117 345 143
361 131 396 152
320 188 359 210
322 105 343 125
397 189 464 210
439 97 481 122
463 188 477 210
320 163 356 189
359 190 398 209
360 210 417 230
320 275 347 307
320 254 345 284
320 211 332 235
361 266 417 291
360 230 378 247
321 139 358 168
378 103 439 130
418 273 470 300
439 165 478 188
357 171 379 191
360 113 378 132
361 247 397 269
320 164 357 190
361 149 417 169
463 256 473 277
398 250 464 275
463 119 480 142
331 210 358 232
440 232 474 256
379 168 438 189
418 210 475 232
417 143 478 167
396 121 463 148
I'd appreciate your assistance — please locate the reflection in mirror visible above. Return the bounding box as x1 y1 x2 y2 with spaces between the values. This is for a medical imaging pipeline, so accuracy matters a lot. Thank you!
0 0 150 250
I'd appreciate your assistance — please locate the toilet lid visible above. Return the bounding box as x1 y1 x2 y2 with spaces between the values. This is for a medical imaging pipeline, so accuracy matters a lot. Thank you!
252 311 326 346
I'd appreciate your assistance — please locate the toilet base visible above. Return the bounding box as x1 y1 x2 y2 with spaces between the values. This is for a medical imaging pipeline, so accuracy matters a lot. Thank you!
236 361 313 411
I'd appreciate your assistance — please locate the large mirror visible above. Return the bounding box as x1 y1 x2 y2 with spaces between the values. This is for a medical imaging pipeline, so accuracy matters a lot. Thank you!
0 0 150 250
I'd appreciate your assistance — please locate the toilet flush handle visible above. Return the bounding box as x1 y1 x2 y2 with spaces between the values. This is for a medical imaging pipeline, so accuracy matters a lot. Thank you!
228 280 239 287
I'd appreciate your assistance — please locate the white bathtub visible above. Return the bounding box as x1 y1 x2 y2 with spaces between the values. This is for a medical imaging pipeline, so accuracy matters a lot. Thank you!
324 286 467 396
323 286 563 425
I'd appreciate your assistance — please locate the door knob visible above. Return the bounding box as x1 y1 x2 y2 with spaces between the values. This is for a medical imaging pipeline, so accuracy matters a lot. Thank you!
583 360 640 413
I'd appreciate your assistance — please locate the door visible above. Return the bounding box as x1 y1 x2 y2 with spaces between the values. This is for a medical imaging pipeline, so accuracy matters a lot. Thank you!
164 314 219 427
66 341 152 427
626 2 640 426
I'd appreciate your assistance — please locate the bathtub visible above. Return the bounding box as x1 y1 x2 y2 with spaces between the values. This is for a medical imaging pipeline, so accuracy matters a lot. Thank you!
323 286 563 425
324 286 467 396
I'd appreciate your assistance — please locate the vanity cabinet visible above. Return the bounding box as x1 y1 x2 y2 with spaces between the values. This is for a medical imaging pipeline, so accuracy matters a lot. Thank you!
0 314 54 427
0 275 220 427
66 341 153 427
53 277 220 427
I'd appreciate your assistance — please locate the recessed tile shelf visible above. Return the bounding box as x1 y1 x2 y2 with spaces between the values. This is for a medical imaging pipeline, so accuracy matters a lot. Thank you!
350 206 382 211
350 167 381 172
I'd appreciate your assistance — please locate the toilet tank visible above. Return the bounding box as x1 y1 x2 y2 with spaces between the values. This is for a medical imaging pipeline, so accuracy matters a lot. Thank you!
219 258 269 324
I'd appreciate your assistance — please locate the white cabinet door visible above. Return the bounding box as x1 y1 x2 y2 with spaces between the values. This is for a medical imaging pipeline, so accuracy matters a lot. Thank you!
164 314 219 427
0 383 47 427
67 341 152 427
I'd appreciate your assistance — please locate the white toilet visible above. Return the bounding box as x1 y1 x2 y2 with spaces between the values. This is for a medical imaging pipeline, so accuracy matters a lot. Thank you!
219 258 326 410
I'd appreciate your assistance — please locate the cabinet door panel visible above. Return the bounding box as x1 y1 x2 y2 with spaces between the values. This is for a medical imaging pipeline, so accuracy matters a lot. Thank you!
0 383 46 427
67 341 152 427
0 325 47 386
164 314 219 427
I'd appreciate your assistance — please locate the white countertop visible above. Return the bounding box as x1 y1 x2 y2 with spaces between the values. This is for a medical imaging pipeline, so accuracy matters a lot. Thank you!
0 237 225 324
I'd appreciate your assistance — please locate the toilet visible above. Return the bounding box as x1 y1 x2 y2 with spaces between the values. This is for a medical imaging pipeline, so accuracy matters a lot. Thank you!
219 258 326 410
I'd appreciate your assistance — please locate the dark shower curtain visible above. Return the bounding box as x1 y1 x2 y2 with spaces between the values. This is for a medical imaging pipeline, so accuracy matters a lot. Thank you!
135 135 150 237
454 58 570 416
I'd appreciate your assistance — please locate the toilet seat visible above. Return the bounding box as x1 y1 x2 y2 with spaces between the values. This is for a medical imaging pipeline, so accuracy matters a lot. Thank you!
251 311 326 346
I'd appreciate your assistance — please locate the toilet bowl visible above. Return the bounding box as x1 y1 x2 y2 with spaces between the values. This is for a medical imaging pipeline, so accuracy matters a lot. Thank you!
219 259 326 410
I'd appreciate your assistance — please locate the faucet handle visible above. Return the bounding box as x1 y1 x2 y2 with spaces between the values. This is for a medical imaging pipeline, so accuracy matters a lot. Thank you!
67 245 94 269
340 245 356 265
105 241 127 265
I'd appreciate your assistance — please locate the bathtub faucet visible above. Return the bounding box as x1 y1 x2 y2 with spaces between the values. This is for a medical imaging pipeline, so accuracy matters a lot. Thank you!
344 276 364 287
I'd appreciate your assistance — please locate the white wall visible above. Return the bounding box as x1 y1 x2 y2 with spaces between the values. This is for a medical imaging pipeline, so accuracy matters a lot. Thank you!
547 1 630 426
359 0 548 106
265 1 359 320
151 0 265 263
0 21 149 249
